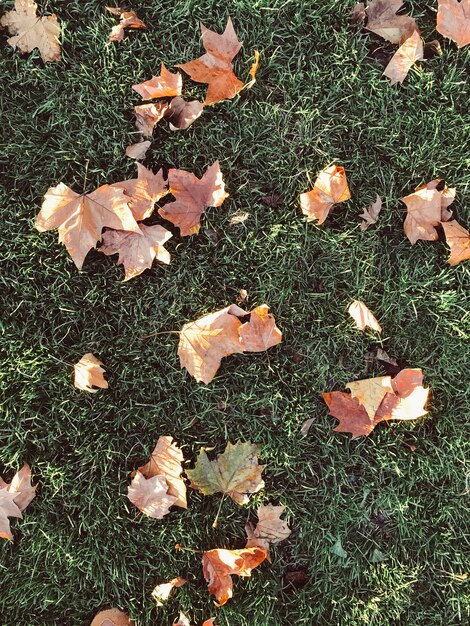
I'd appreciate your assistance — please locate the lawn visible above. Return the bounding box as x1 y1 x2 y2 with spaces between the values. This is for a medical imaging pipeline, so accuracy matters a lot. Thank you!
1 1 469 625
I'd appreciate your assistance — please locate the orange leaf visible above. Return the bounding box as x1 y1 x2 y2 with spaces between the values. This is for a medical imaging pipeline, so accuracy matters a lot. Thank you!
167 96 204 131
202 546 267 606
134 102 169 137
245 50 260 89
239 304 283 352
300 165 350 224
133 63 182 99
323 392 374 438
113 164 168 221
152 576 187 606
365 0 418 43
441 220 470 265
348 300 382 332
383 30 424 85
437 0 470 48
177 18 243 105
402 179 456 244
107 7 146 42
73 353 108 393
90 608 134 626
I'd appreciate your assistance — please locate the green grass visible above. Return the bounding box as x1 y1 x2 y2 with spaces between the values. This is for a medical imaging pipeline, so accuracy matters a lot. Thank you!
1 1 469 624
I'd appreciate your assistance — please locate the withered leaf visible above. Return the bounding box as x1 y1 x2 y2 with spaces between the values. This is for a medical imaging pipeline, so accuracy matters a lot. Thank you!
167 96 204 131
186 441 265 505
100 224 172 282
239 305 283 352
0 488 23 541
152 576 187 607
365 0 418 44
74 353 108 393
90 608 135 626
107 7 146 42
114 164 168 221
35 183 140 270
245 49 260 89
441 220 470 265
1 0 61 62
383 30 424 85
300 165 351 224
402 179 455 244
245 503 291 559
359 194 382 230
437 0 470 48
177 18 243 105
159 161 228 236
351 2 366 24
133 63 182 99
127 471 177 519
202 546 267 606
173 613 190 626
0 464 36 541
125 140 151 161
348 300 382 332
134 102 169 137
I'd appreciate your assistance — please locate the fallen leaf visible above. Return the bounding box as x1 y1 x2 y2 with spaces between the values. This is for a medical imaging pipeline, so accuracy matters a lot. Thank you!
441 220 470 265
0 489 22 540
186 441 265 505
114 164 168 221
134 102 169 137
127 471 177 519
300 165 351 224
300 417 315 437
1 0 61 62
383 30 424 85
135 436 187 509
167 96 204 130
202 546 267 606
239 304 283 352
365 0 418 43
133 63 182 99
245 49 260 89
436 0 470 48
73 353 108 393
173 613 190 626
348 300 382 332
100 224 172 281
202 620 217 626
177 18 243 105
245 503 291 559
402 185 443 244
159 161 228 236
359 194 382 230
152 576 187 607
107 7 146 42
125 140 151 160
330 537 348 558
90 608 135 626
323 368 429 437
5 463 36 512
229 211 250 224
36 183 140 270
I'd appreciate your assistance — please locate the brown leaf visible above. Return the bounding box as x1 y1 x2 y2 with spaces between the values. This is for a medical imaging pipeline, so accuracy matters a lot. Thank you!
437 0 470 48
245 503 291 559
323 391 375 437
152 576 187 607
359 194 382 230
202 546 267 606
100 224 172 281
6 463 37 512
0 0 61 62
300 165 351 224
177 18 244 105
73 353 108 393
374 368 429 423
35 183 140 270
348 300 382 332
167 96 204 131
239 305 283 352
113 164 169 221
383 30 424 85
125 140 151 160
441 220 470 265
0 488 22 541
127 471 177 519
159 161 228 236
133 63 182 99
402 179 456 245
365 0 418 43
107 7 146 42
134 102 169 137
90 608 135 626
135 436 187 509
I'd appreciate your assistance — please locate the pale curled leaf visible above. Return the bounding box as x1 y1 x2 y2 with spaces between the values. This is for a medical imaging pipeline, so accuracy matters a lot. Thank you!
107 7 146 42
173 613 190 626
167 96 204 131
127 472 177 519
134 102 169 137
245 503 291 558
152 576 187 606
125 141 151 160
74 353 108 393
441 220 470 266
365 0 418 43
437 0 470 48
300 417 315 437
348 300 382 332
383 30 424 85
133 63 182 99
300 165 350 224
7 463 37 512
359 194 382 230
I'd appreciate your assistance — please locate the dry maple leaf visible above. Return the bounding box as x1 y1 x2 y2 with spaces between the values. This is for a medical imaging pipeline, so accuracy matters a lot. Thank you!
202 546 267 606
1 0 61 63
402 179 455 244
238 304 283 352
186 441 265 505
134 436 187 509
74 353 108 393
300 165 351 224
441 220 470 265
359 194 382 230
159 161 228 236
90 608 135 626
348 300 382 332
177 18 243 105
127 471 177 519
125 140 151 160
437 0 470 48
323 368 429 437
133 63 182 99
107 7 146 42
36 183 140 270
245 503 291 560
383 30 424 85
152 576 187 606
167 96 205 131
134 102 169 137
113 164 168 221
0 463 36 541
365 0 418 43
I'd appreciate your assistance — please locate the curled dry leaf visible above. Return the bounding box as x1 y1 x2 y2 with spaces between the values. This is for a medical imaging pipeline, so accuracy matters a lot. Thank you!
365 0 418 44
300 165 351 225
100 224 172 282
245 503 291 560
323 368 429 437
125 140 151 160
348 300 382 332
402 179 455 245
0 464 36 540
74 353 108 393
177 18 243 105
159 161 228 236
359 194 382 230
90 608 135 626
167 96 204 131
107 7 147 42
127 471 177 519
0 0 61 62
35 183 140 270
202 546 267 606
173 613 190 626
437 0 470 48
186 441 265 505
441 220 470 266
245 49 260 89
133 63 182 99
114 164 168 221
134 102 169 137
152 576 187 607
178 304 282 384
383 30 424 85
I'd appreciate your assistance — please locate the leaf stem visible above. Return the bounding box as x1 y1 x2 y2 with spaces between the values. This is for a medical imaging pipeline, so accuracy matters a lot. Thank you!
212 494 226 529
